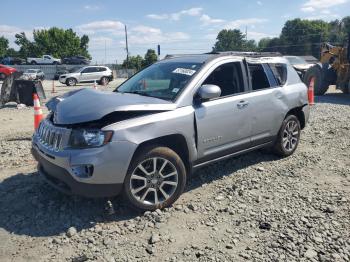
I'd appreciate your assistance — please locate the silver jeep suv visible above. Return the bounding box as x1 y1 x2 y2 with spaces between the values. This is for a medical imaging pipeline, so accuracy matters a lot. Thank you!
59 66 113 86
32 52 309 211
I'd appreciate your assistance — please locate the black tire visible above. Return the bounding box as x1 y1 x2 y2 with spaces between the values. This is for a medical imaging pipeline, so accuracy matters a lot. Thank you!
53 61 58 65
100 76 109 86
340 83 350 94
66 78 77 86
30 61 37 65
0 73 5 79
273 115 301 157
303 64 329 95
123 146 187 211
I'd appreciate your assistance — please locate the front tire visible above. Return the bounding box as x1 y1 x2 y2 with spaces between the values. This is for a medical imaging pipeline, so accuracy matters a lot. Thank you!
66 78 77 86
123 147 187 211
31 61 37 65
273 115 301 157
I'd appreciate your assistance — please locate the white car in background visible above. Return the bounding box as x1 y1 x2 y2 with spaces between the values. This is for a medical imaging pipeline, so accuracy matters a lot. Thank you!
27 55 61 65
58 66 113 86
21 69 45 80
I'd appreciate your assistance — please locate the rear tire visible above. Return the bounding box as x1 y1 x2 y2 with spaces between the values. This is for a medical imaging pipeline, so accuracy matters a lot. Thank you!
273 115 301 157
66 78 77 86
340 82 350 94
123 146 187 211
100 76 109 86
31 61 37 65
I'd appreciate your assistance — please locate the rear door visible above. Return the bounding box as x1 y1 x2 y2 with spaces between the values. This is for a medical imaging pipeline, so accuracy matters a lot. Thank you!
194 60 253 162
245 61 286 146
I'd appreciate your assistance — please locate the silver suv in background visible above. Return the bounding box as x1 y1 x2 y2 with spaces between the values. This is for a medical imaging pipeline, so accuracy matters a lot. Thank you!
32 52 309 211
59 66 113 86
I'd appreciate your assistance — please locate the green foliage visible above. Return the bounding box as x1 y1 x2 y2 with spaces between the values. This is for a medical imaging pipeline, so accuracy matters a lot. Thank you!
32 27 91 59
5 48 18 57
122 49 158 70
214 29 243 51
143 49 158 67
0 36 9 57
258 16 350 58
123 55 144 70
12 27 91 59
212 29 257 52
15 32 39 58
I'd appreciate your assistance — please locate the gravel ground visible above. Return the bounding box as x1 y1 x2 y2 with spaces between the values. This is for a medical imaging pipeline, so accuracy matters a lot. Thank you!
0 81 349 262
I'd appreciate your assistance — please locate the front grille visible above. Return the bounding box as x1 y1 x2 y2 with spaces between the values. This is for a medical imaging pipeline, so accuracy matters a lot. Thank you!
37 120 69 151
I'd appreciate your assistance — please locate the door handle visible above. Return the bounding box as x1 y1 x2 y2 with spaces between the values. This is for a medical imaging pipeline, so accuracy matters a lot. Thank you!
237 100 249 109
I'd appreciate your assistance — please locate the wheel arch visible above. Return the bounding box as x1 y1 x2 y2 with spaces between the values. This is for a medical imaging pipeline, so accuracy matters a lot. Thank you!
131 134 191 174
286 106 306 129
66 77 78 84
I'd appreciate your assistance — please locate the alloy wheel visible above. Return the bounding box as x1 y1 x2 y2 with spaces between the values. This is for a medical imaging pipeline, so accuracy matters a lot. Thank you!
282 120 299 151
129 157 178 206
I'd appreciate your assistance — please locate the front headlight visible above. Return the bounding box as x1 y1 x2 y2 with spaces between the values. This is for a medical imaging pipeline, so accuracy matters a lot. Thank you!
69 129 113 148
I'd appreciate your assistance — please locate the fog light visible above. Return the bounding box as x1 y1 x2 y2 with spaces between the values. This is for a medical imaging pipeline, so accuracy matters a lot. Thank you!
71 165 94 178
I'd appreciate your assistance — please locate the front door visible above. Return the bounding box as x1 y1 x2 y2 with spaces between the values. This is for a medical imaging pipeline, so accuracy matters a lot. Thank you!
194 61 252 161
80 67 97 82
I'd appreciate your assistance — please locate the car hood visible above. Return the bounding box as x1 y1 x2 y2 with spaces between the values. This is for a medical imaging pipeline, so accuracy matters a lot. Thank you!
61 72 79 77
47 88 176 125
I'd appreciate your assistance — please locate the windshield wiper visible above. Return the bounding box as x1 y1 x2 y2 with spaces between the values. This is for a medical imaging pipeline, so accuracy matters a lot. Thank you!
121 91 152 97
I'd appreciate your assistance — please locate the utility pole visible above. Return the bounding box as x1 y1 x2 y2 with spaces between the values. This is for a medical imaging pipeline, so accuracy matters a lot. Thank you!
104 40 106 65
245 26 248 41
124 24 129 75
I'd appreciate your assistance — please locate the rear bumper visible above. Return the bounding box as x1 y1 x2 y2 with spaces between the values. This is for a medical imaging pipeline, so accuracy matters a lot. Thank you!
32 147 123 198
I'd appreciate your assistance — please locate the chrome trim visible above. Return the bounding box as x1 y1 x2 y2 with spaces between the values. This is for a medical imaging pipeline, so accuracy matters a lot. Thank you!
36 120 71 151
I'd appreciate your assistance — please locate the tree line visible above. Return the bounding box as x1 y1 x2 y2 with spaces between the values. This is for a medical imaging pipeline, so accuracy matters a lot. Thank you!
0 27 91 59
122 49 158 70
213 16 350 59
1 16 349 65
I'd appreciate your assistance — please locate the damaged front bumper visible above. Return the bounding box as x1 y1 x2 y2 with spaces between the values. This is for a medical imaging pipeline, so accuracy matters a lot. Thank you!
31 127 137 198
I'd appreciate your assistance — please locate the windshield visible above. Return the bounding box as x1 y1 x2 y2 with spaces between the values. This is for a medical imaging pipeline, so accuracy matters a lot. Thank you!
285 56 306 65
116 61 203 101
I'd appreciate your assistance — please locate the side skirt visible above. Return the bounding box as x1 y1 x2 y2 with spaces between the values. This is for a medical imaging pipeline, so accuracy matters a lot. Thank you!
192 141 273 172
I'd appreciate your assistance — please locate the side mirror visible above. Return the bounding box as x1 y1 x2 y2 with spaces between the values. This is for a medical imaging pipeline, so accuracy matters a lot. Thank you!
197 84 221 101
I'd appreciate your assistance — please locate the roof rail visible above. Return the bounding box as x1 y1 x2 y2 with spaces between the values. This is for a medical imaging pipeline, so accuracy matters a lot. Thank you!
206 51 282 57
164 54 206 59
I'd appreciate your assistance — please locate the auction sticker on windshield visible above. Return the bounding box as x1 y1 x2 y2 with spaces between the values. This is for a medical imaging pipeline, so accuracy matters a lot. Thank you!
172 68 196 76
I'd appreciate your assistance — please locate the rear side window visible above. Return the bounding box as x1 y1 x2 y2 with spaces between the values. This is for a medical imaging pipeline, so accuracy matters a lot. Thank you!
98 67 107 72
269 63 287 86
248 63 271 91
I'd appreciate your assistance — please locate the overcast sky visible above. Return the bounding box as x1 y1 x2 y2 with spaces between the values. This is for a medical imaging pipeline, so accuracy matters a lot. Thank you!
1 0 349 63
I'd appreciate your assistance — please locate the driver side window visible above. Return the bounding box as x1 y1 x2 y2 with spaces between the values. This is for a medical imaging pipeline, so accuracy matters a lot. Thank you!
81 67 93 73
203 62 244 97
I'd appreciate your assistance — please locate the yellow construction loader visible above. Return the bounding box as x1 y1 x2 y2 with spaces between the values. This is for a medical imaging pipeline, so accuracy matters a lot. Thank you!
303 34 350 95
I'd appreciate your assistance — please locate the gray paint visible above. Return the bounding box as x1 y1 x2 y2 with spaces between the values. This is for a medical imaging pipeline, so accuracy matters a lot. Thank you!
52 88 175 125
32 53 310 196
